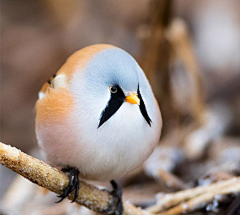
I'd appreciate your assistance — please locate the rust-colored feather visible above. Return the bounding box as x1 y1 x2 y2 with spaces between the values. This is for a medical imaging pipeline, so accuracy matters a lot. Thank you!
36 44 114 125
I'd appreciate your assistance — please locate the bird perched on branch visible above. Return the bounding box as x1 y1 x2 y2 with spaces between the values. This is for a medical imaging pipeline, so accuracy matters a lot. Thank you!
35 44 162 214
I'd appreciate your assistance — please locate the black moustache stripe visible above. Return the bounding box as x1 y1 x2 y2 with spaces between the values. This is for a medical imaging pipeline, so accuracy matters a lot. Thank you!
98 85 152 128
138 86 152 126
98 85 125 128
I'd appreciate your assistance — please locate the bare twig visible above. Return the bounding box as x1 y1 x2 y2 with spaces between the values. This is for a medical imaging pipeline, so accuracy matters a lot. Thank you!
123 202 153 215
157 181 240 215
146 177 240 214
0 142 153 215
157 169 189 190
140 0 177 135
166 18 205 125
0 142 113 214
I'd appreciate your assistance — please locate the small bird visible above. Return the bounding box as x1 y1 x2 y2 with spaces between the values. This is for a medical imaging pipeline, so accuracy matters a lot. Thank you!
35 44 162 214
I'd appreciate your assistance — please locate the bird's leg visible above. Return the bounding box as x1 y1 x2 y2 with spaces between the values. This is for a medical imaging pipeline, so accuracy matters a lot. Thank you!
56 166 80 203
101 180 123 215
110 180 123 215
57 168 123 214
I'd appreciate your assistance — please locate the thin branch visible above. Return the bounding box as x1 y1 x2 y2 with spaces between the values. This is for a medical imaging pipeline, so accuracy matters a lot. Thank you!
123 202 153 215
146 177 240 214
0 142 113 214
166 18 206 125
157 169 190 190
0 142 152 215
157 181 240 215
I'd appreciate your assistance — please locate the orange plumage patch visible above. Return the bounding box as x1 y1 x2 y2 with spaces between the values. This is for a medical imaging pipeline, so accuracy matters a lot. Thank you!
35 88 73 125
36 44 114 126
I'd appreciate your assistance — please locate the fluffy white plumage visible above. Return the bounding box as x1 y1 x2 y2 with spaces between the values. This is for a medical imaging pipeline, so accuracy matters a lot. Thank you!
35 44 162 182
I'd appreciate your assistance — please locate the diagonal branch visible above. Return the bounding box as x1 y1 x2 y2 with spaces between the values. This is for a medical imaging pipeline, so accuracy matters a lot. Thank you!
146 176 240 214
0 142 151 215
0 142 113 214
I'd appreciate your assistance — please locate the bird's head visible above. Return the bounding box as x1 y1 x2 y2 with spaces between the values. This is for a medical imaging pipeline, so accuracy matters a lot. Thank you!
38 44 160 131
66 45 153 129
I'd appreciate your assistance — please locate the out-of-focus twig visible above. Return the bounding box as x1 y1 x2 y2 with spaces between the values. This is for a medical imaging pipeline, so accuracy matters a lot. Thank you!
140 0 176 135
166 18 205 125
141 0 172 81
184 101 232 159
146 177 240 214
157 181 240 215
123 202 153 215
157 169 190 190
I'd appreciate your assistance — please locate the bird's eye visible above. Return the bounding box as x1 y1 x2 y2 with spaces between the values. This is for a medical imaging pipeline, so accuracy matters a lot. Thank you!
109 86 118 93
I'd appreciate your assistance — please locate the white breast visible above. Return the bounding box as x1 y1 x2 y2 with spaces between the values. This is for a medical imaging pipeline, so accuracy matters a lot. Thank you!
67 100 161 181
37 90 161 182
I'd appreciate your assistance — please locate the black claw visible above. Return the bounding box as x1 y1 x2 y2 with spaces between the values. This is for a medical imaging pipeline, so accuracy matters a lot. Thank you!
56 166 80 203
71 173 80 202
110 180 123 215
101 180 123 215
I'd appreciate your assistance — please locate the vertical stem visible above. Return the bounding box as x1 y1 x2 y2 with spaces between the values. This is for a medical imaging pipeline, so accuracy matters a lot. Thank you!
140 0 176 134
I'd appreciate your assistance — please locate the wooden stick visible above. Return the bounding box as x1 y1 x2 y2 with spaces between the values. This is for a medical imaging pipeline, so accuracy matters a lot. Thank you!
0 142 113 214
157 169 189 190
123 202 153 215
166 18 205 125
146 177 240 213
157 181 240 215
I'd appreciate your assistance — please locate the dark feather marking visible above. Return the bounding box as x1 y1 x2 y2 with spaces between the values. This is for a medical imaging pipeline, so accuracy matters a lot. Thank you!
98 84 152 128
138 85 152 126
98 85 125 128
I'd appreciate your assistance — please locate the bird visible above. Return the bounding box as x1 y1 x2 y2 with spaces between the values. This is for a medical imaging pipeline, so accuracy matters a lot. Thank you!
35 44 162 214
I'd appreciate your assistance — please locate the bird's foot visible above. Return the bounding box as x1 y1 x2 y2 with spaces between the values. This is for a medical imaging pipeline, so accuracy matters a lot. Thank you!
101 180 123 215
56 166 80 203
110 180 123 215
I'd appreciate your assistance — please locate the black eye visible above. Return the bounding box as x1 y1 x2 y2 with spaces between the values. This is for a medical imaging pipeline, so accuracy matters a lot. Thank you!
109 86 118 93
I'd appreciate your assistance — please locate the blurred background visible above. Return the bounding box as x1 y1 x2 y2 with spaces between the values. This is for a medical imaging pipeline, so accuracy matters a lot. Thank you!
1 0 240 214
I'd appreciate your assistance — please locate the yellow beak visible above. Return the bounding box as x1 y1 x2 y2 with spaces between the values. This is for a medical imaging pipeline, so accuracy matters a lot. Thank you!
125 93 140 105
